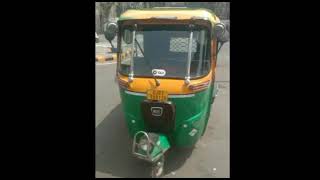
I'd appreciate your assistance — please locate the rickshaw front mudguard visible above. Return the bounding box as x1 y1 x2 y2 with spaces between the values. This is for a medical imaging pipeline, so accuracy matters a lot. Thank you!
119 86 213 147
132 132 171 163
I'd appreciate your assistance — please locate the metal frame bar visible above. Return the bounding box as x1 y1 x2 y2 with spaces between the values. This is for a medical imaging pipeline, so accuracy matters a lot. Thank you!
185 24 194 84
129 24 137 82
196 30 205 76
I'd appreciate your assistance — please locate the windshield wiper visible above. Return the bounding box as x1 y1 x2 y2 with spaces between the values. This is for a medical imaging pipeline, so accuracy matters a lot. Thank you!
143 51 160 87
135 38 160 86
152 73 160 87
185 24 194 85
136 40 159 86
130 25 159 86
128 25 136 83
135 39 144 57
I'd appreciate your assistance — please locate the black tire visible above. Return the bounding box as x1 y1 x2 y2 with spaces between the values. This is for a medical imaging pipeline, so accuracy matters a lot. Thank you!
151 156 164 178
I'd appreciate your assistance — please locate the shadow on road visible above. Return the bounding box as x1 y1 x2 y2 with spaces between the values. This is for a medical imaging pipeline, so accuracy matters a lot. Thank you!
96 104 194 178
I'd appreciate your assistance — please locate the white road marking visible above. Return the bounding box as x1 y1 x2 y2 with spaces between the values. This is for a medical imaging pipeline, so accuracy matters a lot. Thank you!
95 44 110 48
96 62 117 65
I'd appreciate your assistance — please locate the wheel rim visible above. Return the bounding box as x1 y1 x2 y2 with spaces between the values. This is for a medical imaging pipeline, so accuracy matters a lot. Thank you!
152 162 164 178
155 166 163 177
152 155 165 177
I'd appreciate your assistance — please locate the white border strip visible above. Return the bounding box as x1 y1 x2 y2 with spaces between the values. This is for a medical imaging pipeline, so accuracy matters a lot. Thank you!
125 91 146 96
169 94 195 98
124 90 195 98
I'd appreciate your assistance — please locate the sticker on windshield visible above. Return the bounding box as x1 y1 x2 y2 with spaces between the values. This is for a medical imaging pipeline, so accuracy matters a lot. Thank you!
152 69 166 76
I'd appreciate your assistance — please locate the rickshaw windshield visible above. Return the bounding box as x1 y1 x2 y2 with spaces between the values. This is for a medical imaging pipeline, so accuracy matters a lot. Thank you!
119 24 211 79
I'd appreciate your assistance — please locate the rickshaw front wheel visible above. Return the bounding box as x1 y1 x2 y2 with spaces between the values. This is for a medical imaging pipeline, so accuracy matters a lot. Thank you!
151 156 165 178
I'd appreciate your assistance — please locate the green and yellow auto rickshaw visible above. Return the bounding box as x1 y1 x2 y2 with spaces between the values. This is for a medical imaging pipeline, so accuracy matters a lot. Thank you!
104 7 229 177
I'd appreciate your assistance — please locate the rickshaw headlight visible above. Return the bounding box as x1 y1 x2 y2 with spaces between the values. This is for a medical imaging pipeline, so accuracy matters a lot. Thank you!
118 78 129 89
189 80 211 91
138 138 149 152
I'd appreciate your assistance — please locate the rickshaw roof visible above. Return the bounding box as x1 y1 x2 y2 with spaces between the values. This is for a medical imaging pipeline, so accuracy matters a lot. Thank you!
118 8 221 26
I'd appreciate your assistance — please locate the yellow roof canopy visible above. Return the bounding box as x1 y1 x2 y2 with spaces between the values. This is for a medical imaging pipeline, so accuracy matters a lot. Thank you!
118 8 221 25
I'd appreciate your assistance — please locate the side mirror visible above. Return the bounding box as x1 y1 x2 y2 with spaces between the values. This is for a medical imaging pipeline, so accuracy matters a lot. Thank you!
213 23 229 43
123 29 133 44
104 22 118 42
219 29 229 43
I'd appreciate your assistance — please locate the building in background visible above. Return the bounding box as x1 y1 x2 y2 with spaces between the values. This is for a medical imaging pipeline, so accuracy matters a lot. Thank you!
95 2 230 34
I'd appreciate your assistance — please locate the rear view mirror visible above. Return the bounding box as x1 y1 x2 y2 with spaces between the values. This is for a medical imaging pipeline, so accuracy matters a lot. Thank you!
213 22 229 43
219 29 229 43
104 22 118 42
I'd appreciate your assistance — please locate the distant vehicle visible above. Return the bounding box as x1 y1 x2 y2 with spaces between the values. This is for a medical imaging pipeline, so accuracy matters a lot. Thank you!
95 32 99 43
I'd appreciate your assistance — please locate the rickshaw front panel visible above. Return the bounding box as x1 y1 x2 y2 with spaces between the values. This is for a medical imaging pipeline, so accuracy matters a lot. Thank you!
119 82 213 147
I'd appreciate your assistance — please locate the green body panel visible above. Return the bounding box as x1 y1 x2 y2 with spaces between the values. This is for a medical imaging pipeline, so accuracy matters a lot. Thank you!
202 82 217 136
119 84 214 147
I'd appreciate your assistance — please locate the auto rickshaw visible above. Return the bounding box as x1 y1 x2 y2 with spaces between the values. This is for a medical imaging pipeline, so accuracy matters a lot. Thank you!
104 7 229 178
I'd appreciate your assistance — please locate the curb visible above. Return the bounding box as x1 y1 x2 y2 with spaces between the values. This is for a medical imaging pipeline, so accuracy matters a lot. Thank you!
96 54 116 62
95 49 132 63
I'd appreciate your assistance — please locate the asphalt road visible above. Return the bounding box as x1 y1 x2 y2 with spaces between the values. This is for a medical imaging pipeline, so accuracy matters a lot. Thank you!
95 41 229 178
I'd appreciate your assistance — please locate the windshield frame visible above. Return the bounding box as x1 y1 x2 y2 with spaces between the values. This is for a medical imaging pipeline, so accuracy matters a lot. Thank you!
117 19 212 80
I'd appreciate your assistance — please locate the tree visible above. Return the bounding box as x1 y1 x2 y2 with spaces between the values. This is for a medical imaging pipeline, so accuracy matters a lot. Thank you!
100 2 117 20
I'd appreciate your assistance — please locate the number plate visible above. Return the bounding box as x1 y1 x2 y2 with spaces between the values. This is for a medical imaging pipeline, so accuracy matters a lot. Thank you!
147 89 168 101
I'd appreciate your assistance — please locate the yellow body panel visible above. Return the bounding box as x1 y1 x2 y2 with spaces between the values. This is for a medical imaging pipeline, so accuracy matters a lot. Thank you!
118 70 213 95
